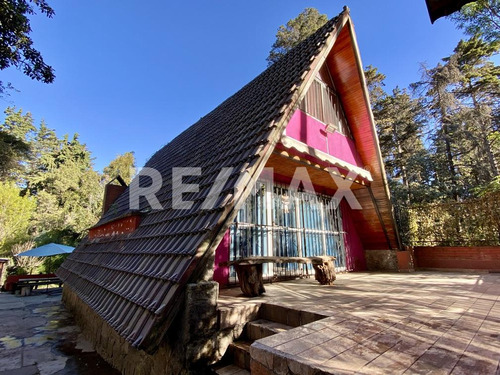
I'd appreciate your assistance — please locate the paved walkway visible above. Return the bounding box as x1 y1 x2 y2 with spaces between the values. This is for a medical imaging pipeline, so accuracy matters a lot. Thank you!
219 272 500 374
0 289 119 375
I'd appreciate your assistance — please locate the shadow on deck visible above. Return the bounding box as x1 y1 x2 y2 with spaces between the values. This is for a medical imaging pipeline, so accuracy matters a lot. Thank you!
213 272 500 374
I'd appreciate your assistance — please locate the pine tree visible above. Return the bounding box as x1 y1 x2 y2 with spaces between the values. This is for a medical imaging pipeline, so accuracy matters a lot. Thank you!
374 88 435 204
267 8 328 65
364 65 387 105
451 36 500 183
413 59 465 200
0 107 35 180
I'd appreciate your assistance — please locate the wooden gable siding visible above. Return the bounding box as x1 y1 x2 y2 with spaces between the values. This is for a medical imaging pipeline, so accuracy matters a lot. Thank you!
326 23 400 250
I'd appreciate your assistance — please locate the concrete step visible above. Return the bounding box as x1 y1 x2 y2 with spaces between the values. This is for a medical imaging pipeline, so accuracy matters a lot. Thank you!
245 318 293 341
212 364 250 375
226 340 252 370
259 303 326 327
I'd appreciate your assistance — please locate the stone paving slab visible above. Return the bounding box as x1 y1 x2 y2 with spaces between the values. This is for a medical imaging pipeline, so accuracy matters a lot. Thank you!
221 272 500 374
0 290 119 375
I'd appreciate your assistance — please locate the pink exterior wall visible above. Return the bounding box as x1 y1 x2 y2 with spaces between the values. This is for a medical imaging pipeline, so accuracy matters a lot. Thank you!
213 230 230 286
285 109 364 168
214 111 368 278
341 200 366 271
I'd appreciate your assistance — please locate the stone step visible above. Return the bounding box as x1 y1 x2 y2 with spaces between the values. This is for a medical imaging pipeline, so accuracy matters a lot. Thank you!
245 318 293 341
212 364 250 375
226 340 252 370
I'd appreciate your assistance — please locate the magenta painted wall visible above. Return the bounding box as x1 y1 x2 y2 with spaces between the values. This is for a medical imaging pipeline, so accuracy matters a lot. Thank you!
214 111 368 279
214 230 230 286
285 109 364 168
341 200 366 271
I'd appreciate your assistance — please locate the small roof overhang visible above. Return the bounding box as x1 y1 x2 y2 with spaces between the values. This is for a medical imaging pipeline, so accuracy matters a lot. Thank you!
280 135 373 183
425 0 475 23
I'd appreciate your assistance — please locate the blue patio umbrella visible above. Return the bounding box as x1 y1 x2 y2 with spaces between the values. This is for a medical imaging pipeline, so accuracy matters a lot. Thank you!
16 243 75 257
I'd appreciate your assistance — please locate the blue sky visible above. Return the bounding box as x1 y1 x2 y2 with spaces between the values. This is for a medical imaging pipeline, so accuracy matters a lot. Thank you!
1 1 476 171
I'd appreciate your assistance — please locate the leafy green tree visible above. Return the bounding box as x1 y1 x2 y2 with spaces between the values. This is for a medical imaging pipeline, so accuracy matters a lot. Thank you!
0 182 36 256
0 0 56 95
449 0 500 42
267 8 328 65
11 240 43 274
103 152 136 185
0 106 140 247
30 134 103 240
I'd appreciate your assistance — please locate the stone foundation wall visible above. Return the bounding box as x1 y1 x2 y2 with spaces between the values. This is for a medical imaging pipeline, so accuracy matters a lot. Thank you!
364 249 398 271
62 281 227 375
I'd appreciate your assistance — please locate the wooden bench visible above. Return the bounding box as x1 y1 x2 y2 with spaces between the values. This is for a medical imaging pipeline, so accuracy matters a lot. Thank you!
220 256 336 297
17 277 63 296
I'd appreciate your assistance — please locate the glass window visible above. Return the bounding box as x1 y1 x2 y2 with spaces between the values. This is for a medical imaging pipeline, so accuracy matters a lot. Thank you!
229 181 347 282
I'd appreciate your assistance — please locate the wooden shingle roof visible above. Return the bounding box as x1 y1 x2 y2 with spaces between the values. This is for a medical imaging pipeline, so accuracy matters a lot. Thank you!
57 9 350 351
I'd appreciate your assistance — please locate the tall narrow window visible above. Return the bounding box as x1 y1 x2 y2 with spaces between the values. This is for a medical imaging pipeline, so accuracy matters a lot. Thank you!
299 78 352 138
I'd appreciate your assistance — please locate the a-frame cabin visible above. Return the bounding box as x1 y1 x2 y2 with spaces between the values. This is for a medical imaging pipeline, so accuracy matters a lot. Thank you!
57 7 400 374
214 9 401 287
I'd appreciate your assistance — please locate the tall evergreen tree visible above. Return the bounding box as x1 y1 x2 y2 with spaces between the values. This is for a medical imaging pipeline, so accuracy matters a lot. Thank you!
413 35 500 199
267 8 328 65
374 88 435 204
364 65 387 105
0 107 35 180
413 59 465 200
451 36 500 183
0 107 105 244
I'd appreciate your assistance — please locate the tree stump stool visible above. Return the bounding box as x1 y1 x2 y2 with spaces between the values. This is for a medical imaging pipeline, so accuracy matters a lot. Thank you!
222 255 336 297
234 263 265 297
311 257 336 285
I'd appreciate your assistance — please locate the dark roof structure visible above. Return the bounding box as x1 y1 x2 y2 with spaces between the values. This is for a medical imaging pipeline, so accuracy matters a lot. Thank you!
58 8 352 351
425 0 475 23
